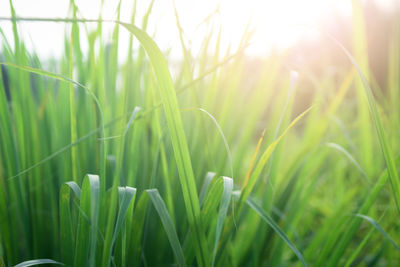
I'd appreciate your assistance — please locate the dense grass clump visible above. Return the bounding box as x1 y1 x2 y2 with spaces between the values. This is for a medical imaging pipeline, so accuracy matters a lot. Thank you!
1 0 400 266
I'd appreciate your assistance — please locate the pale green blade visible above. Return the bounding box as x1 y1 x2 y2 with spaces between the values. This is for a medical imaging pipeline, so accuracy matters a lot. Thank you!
14 259 63 267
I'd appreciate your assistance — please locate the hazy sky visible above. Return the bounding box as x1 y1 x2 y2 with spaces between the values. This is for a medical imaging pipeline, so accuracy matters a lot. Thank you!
0 0 397 59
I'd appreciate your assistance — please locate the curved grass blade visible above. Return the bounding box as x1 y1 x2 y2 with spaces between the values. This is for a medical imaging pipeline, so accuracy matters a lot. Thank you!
98 106 142 140
183 175 224 264
184 108 234 180
199 172 217 205
246 197 307 267
211 176 233 267
0 63 102 119
118 22 209 266
14 259 63 267
355 214 400 250
65 181 81 199
201 177 224 226
147 189 186 267
328 34 400 214
326 143 368 179
237 106 313 214
104 187 136 263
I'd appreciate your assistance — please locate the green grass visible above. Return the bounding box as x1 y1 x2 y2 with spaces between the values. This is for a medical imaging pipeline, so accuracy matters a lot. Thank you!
1 0 400 266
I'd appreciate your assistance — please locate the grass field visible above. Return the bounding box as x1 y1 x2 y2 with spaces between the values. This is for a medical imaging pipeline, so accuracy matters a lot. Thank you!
1 0 400 266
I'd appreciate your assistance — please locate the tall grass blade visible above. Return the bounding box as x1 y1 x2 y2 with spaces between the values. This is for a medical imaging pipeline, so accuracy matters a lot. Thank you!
118 22 209 266
328 34 400 214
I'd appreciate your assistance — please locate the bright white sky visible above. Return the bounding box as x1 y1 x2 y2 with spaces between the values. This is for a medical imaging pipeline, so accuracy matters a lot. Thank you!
0 0 397 60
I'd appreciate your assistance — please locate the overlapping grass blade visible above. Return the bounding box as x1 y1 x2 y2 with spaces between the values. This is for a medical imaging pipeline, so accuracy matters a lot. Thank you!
328 34 400 213
325 157 400 267
199 172 217 205
103 187 136 263
246 197 307 266
147 189 186 267
0 62 106 183
118 22 209 266
237 106 313 214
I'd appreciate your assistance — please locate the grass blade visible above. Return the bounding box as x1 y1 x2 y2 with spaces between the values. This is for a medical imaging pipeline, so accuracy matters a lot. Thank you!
104 187 136 263
246 197 307 267
74 175 100 267
355 213 400 250
328 34 400 214
118 22 209 266
0 62 106 187
326 142 368 179
211 176 233 267
14 259 63 267
59 182 79 265
147 189 186 267
343 226 375 267
127 191 150 266
86 175 100 267
237 106 313 214
69 22 78 182
199 172 217 205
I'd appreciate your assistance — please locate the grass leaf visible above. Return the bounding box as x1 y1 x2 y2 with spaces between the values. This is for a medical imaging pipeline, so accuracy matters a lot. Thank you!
14 259 64 267
246 197 307 267
147 189 186 267
118 22 209 266
355 213 400 250
211 176 233 267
